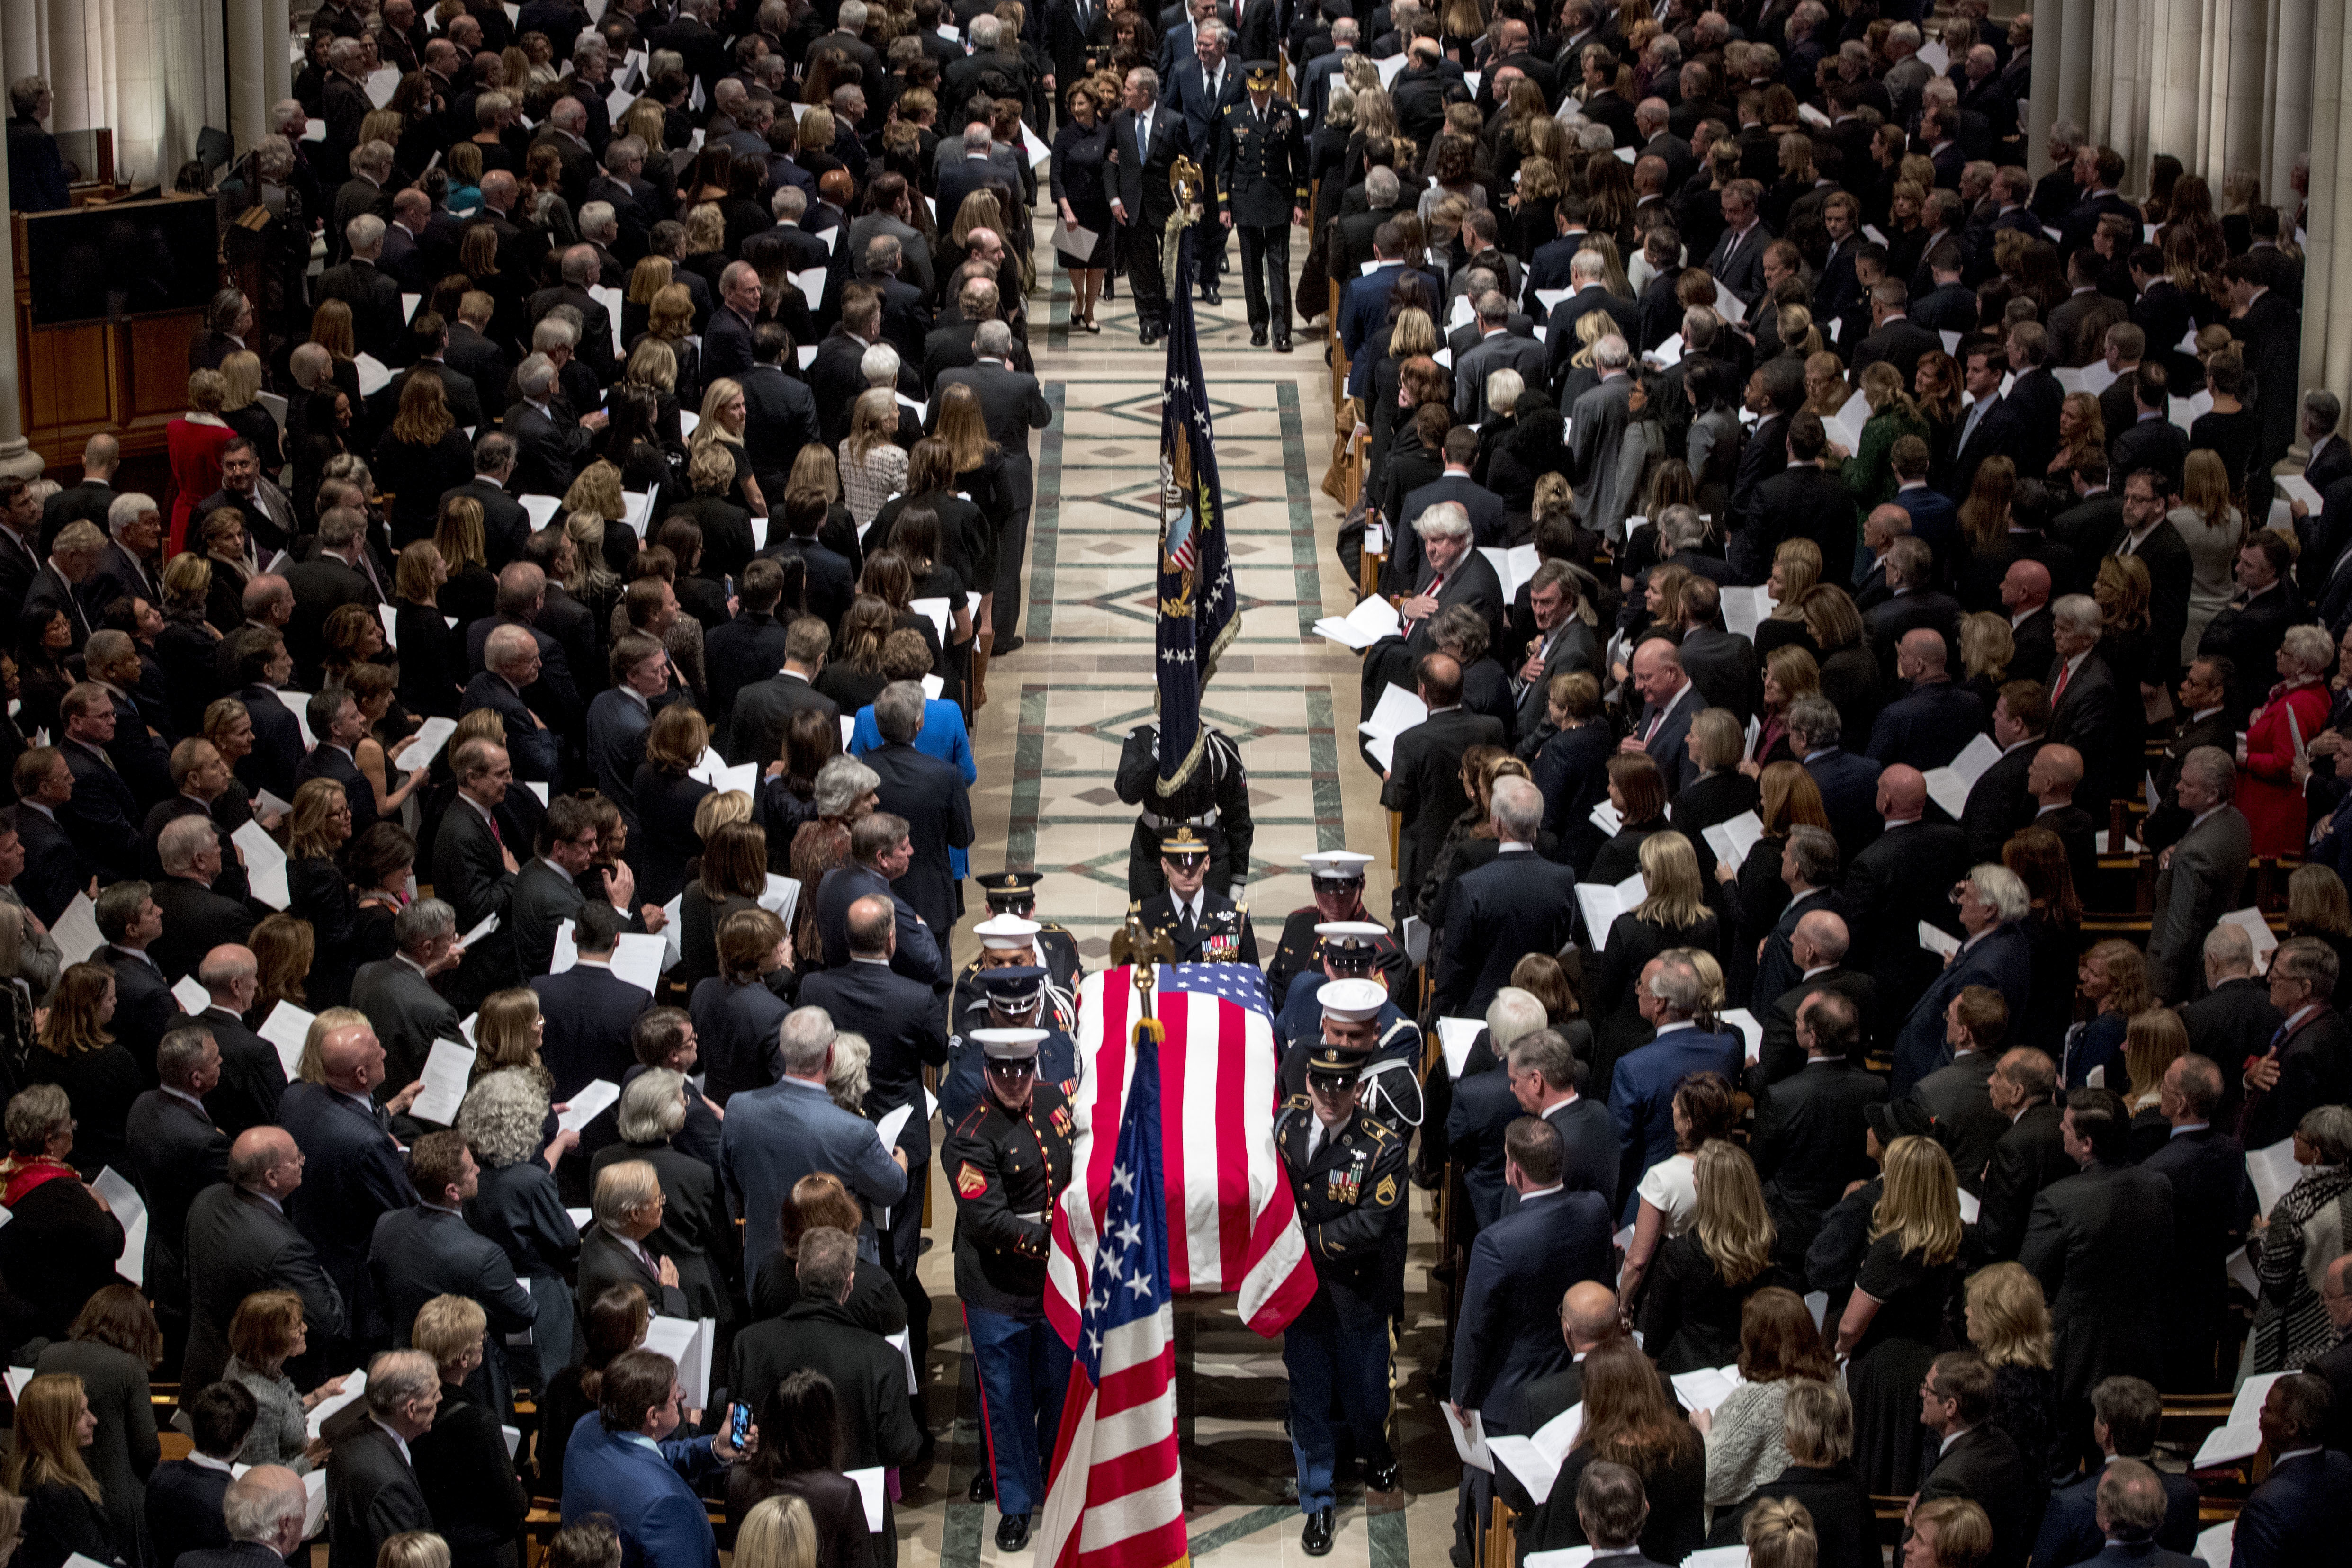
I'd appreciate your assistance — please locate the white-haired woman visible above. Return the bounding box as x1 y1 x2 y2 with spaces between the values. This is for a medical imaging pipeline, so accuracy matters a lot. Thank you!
2242 621 2335 856
2248 1102 2352 1372
458 1067 582 1385
588 1069 736 1326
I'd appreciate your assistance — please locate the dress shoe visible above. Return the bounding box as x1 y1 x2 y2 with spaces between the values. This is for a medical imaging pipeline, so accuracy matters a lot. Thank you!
1365 1460 1401 1493
1140 326 1160 345
1302 1508 1335 1556
1250 327 1268 347
995 635 1026 655
996 1514 1032 1552
1201 284 1222 305
1218 253 1230 274
969 1471 995 1503
1275 336 1293 353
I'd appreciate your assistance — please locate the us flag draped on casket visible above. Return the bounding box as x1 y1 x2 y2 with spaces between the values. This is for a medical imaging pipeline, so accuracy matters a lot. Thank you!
1045 966 1317 1343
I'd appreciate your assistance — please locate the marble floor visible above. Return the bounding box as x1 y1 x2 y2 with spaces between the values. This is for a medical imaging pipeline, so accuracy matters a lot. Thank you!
886 212 1468 1568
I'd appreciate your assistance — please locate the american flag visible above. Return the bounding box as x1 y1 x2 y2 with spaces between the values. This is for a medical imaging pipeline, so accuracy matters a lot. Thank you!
1047 967 1314 1339
1035 1020 1185 1568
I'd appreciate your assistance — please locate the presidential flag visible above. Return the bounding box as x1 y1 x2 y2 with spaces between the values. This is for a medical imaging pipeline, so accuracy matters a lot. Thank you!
1047 967 1314 1340
1154 222 1240 795
1037 1016 1185 1568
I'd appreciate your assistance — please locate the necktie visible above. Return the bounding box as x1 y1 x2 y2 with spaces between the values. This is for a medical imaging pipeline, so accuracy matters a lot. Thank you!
1305 1121 1324 1162
2051 661 2072 706
1643 705 1664 742
1958 399 1985 452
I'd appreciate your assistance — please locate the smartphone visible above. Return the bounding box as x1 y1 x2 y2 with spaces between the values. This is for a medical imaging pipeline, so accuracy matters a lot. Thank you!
728 1401 751 1448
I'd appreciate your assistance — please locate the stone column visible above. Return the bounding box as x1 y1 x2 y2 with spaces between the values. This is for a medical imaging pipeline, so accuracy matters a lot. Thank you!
226 0 294 152
2302 0 2352 403
2146 0 2207 178
2027 0 2077 178
2262 0 2316 221
0 100 40 482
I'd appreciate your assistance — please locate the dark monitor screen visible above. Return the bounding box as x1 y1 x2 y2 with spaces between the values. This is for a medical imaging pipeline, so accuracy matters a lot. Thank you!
24 197 221 328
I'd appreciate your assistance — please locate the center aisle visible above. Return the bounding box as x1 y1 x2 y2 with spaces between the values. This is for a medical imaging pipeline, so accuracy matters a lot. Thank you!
887 211 1463 1568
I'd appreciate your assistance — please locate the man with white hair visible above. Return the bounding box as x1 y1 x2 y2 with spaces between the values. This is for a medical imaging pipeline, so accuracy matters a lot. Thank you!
2147 746 2253 1004
1890 864 2037 1093
530 93 598 206
198 1466 311 1568
502 351 604 499
1163 21 1243 299
330 139 396 268
466 625 560 782
149 815 256 984
1434 776 1580 1018
1565 333 1642 541
2045 592 2125 814
319 36 373 183
526 243 618 383
91 490 160 609
2178 923 2280 1116
1542 250 1638 384
317 211 404 358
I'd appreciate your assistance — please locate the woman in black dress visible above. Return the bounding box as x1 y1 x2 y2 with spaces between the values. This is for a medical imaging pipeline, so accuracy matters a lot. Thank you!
815 598 896 715
394 538 467 720
1050 81 1114 333
727 1375 872 1568
433 493 500 627
631 704 717 912
347 822 415 971
1506 1337 1706 1563
1591 831 1723 1101
1637 1142 1792 1373
285 778 360 1009
460 1067 582 1391
373 372 475 549
3 1373 123 1568
155 556 227 741
1964 1261 2061 1487
1834 1133 1962 1496
1534 672 1616 870
26 965 141 1181
1587 753 1674 887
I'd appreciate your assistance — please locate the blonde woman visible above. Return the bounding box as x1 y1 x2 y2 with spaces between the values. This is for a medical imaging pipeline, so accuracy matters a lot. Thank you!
219 349 283 469
376 1533 454 1568
1838 361 1929 509
473 987 556 1091
733 1495 820 1568
1962 1262 2059 1484
2 1372 116 1568
1837 1134 1962 1494
1615 1071 1741 1305
2119 1007 2189 1120
2169 448 2244 657
1638 1141 1784 1372
2066 938 2150 1091
287 777 361 1007
691 377 766 517
839 389 909 529
638 280 702 408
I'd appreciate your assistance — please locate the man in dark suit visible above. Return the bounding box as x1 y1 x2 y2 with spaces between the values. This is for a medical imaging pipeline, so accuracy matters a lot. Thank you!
2108 367 2191 497
1450 1117 1613 1428
2197 531 2303 722
1999 559 2061 690
2032 1380 2203 1567
2226 253 2303 476
326 1351 439 1568
1703 179 1771 306
727 614 839 768
2045 596 2127 813
280 1020 419 1353
736 324 826 500
1453 292 1548 424
1674 581 1757 725
2227 1373 2352 1561
934 327 1052 643
813 814 951 985
1912 986 2015 1195
1390 428 1508 594
282 508 381 681
1754 911 1879 1084
366 1132 536 1415
147 815 255 984
431 739 520 1010
316 216 406 360
1867 628 1985 770
1750 827 1845 1016
530 899 651 1119
704 560 796 744
1493 1025 1621 1220
463 627 560 783
1912 1352 2043 1568
351 900 467 1101
511 795 641 981
1106 66 1193 343
1511 564 1600 751
183 1125 350 1389
524 245 619 385
1753 413 1862 587
2177 924 2280 1126
58 685 145 881
439 436 530 570
1753 988 1887 1267
1890 869 2036 1095
187 948 286 1140
862 683 974 946
2022 1088 2175 1470
2242 937 2352 1149
1433 778 1578 1020
1607 951 1744 1221
1382 654 1505 917
1621 636 1701 794
1790 698 1883 864
1946 345 2032 502
2139 1053 2250 1390
502 353 604 499
1849 278 1944 385
9 759 88 925
295 689 377 838
1959 681 2052 869
96 880 181 1081
1863 534 1965 664
144 1381 253 1568
1974 1046 2070 1260
124 1023 232 1324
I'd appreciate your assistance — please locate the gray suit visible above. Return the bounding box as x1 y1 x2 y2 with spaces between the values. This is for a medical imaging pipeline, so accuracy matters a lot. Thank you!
720 1075 907 1281
1567 372 1640 540
1512 618 1601 753
350 958 465 1112
2147 805 2252 1002
1454 329 1548 424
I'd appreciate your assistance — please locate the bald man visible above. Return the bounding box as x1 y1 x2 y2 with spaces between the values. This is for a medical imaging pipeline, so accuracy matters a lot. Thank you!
1622 637 1701 790
2028 741 2100 917
1867 626 1988 769
182 1125 349 1389
1753 985 1889 1268
1754 910 1881 1085
1488 1281 1626 1433
2002 557 2058 684
278 1014 423 1354
1843 762 1971 1027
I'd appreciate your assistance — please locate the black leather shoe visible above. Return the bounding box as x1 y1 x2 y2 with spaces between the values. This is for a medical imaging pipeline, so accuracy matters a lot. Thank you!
995 635 1025 655
1365 1460 1401 1493
1302 1508 1335 1555
1275 336 1293 353
1218 254 1230 274
1140 325 1160 345
996 1514 1032 1552
969 1471 995 1502
1250 327 1268 346
1202 285 1221 305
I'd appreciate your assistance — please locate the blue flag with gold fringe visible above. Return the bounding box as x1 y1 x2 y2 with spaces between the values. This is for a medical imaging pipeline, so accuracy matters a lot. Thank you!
1154 218 1239 793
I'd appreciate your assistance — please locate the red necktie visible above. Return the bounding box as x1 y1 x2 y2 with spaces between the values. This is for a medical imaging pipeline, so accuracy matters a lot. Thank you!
2051 662 2072 706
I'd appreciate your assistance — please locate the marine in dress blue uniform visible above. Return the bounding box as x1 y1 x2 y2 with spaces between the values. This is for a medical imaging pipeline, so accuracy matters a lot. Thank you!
938 1024 1077 1552
942 960 1080 1130
1278 1026 1408 1555
1213 60 1309 349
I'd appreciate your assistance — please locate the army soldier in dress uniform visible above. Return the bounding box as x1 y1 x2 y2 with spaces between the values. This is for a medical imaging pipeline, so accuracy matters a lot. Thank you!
975 869 1084 991
1113 717 1254 902
1277 972 1423 1138
1135 825 1259 965
1266 850 1411 1003
942 964 1080 1128
1214 59 1309 350
1276 1039 1408 1554
940 1025 1078 1552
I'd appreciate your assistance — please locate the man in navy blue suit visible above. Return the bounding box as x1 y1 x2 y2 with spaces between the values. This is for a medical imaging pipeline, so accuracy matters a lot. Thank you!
560 1346 745 1568
1338 222 1444 398
1789 695 1883 863
1889 864 2037 1094
2232 1375 2352 1566
811 811 949 986
279 1014 422 1354
2060 1460 2202 1568
1433 778 1580 1020
1606 950 1744 1222
1867 627 1986 769
1449 1118 1613 1430
1748 826 1844 1015
58 683 144 881
1445 992 1552 1235
9 756 90 924
144 1381 254 1568
2032 1377 2202 1567
1946 344 2031 502
1624 637 1702 793
2138 1054 2252 1390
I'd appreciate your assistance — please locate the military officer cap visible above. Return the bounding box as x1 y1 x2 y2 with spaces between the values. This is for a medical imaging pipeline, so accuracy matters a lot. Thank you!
980 870 1044 909
972 1026 1048 1063
1161 825 1211 864
1301 849 1373 883
1303 1039 1369 1083
1315 921 1385 974
977 965 1048 1008
975 913 1043 951
1244 59 1279 90
1317 977 1387 1023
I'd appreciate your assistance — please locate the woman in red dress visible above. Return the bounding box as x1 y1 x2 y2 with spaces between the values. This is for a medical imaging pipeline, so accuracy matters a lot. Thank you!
165 368 236 555
2241 623 2337 856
